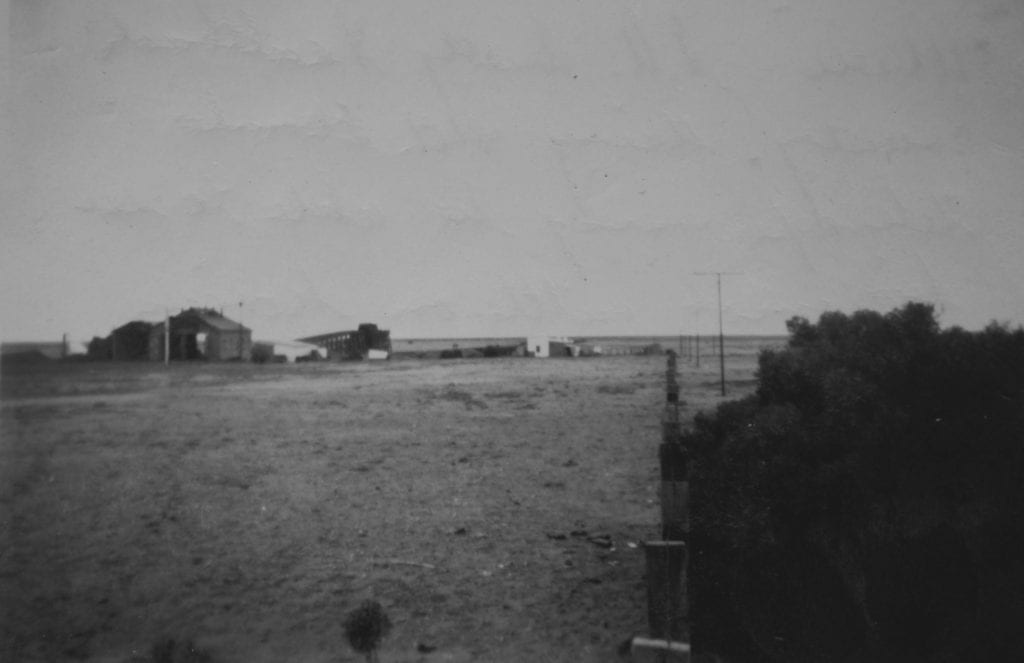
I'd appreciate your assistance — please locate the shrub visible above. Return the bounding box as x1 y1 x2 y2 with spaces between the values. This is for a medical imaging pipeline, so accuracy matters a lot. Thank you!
688 302 1024 662
150 637 212 663
482 344 517 357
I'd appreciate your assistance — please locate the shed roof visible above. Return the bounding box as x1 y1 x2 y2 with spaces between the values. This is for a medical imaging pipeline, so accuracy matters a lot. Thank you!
296 323 389 345
113 320 154 334
1 342 66 359
189 310 246 332
151 308 249 333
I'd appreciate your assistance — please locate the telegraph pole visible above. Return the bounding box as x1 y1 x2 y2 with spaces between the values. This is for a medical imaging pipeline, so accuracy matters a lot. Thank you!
164 309 170 365
694 311 700 368
238 301 244 361
694 272 741 397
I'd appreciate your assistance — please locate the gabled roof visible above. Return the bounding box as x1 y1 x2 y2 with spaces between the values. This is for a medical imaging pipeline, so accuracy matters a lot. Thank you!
151 308 249 333
189 310 246 332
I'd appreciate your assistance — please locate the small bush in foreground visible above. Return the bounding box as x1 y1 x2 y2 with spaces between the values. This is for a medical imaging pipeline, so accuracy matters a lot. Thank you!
150 637 212 663
344 600 391 663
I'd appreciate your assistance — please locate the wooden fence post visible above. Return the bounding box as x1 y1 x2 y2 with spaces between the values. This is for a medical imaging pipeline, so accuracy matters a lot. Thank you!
643 541 688 640
659 442 689 542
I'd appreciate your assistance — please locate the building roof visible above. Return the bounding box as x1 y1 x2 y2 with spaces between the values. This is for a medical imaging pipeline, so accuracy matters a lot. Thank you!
296 324 389 345
1 342 66 359
259 339 323 351
190 310 246 332
113 320 154 334
151 308 249 333
296 330 355 344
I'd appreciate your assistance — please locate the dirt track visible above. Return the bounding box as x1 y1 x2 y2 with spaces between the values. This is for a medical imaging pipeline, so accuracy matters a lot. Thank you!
1 355 756 662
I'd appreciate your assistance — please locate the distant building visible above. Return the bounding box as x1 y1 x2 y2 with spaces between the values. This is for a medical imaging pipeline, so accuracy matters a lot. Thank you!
297 323 391 360
1 340 68 362
148 308 252 361
109 321 154 360
252 340 326 363
526 335 577 358
526 335 551 358
550 338 581 357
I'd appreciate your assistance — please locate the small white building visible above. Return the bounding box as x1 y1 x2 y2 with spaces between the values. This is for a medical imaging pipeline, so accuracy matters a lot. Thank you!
526 335 577 358
526 335 551 358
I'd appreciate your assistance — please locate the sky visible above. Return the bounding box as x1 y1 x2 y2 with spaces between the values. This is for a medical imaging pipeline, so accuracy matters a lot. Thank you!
3 0 1024 347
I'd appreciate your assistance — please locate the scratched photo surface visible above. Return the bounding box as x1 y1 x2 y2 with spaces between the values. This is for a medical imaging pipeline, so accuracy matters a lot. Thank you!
3 1 1024 662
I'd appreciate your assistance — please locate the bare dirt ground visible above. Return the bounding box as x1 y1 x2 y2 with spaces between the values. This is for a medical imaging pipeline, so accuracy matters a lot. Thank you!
1 354 759 663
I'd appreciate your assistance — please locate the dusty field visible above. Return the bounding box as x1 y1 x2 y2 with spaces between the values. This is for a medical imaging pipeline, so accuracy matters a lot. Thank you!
1 353 760 663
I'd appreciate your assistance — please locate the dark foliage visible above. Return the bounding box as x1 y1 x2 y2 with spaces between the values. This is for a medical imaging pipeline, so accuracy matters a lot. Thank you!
0 350 53 364
482 344 517 357
87 336 111 360
295 350 322 363
250 342 275 364
343 600 392 662
110 321 154 360
150 637 212 663
687 302 1024 662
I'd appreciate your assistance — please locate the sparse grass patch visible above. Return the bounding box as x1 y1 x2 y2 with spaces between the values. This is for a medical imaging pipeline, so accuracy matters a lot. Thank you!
434 384 488 410
596 383 637 395
483 390 526 400
150 637 213 663
1 353 741 662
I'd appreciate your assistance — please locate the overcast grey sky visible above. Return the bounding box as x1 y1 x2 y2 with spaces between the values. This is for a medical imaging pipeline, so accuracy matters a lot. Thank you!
3 0 1023 346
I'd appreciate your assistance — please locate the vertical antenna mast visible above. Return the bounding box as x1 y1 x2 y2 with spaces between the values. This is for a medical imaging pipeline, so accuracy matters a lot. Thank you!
694 272 742 397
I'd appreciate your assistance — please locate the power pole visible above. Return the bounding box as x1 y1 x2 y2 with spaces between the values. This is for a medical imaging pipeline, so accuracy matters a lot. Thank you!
164 310 170 365
694 272 742 397
238 301 244 361
695 311 700 368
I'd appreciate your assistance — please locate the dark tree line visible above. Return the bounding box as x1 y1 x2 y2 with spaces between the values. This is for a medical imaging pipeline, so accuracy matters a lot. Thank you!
687 302 1024 662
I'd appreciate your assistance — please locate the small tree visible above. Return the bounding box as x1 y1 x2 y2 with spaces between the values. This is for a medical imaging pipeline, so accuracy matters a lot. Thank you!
343 600 392 663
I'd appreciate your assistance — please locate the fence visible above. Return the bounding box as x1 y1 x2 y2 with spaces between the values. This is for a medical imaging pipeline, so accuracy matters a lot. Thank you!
630 351 691 662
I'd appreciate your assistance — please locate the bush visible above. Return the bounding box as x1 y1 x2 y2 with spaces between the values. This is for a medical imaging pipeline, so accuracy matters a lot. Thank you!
688 302 1024 661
